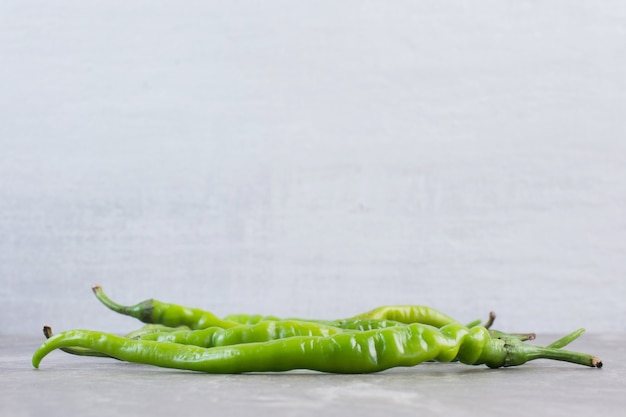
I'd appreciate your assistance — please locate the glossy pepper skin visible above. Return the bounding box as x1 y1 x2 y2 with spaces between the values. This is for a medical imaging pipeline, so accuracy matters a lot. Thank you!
219 317 405 332
139 320 346 347
221 314 450 329
42 324 193 359
328 319 404 331
41 319 409 360
32 323 601 373
349 305 462 328
42 320 396 357
222 314 282 325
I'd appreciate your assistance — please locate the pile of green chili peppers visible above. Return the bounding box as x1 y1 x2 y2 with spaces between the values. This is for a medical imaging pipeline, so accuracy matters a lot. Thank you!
32 286 603 373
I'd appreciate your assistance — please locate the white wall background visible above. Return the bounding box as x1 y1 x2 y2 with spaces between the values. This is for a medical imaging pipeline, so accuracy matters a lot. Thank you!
1 0 625 335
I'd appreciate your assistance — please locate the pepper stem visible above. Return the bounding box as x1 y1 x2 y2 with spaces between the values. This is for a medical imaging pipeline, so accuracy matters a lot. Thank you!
92 285 127 312
465 318 482 328
529 347 603 368
482 311 496 329
546 328 585 349
92 285 153 322
502 330 602 368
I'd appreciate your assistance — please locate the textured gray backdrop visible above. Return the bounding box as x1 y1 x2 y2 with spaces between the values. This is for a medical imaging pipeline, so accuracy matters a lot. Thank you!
1 0 625 335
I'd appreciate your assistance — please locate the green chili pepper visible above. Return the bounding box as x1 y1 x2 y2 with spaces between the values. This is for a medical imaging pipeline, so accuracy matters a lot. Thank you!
43 320 517 362
41 320 413 360
94 285 488 331
42 320 390 357
349 305 467 328
92 286 239 329
225 306 485 329
32 323 602 373
42 324 193 358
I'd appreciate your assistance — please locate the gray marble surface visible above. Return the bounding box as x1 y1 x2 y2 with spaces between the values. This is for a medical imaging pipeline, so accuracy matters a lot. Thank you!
2 333 624 417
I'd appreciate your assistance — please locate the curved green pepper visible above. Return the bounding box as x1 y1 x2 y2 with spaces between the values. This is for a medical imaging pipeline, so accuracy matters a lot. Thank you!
348 305 462 328
92 286 239 329
93 286 485 331
33 324 601 373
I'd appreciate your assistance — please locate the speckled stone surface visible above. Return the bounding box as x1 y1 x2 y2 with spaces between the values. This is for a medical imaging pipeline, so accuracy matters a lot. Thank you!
2 333 624 417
